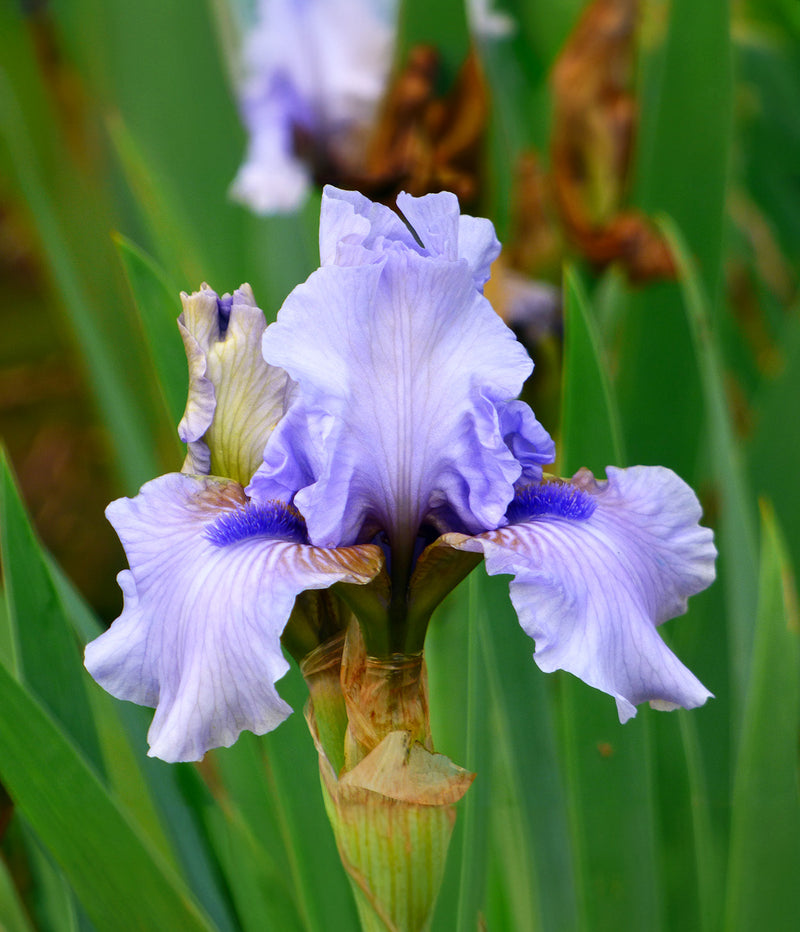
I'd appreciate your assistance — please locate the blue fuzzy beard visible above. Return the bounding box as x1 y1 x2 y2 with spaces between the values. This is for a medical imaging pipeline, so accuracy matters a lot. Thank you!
206 501 307 546
506 481 597 524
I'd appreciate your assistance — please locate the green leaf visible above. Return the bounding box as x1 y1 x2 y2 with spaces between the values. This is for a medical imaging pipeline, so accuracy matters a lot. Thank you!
559 268 665 931
0 449 103 774
0 661 216 932
725 502 800 931
0 847 36 932
478 574 578 932
430 566 579 932
215 667 360 932
17 828 83 932
560 267 624 473
424 575 471 929
615 0 732 476
114 234 187 430
106 113 208 290
660 217 759 713
61 578 239 931
0 467 232 929
0 5 168 491
454 573 491 932
635 0 733 305
748 307 800 592
204 736 307 932
398 0 470 84
47 555 238 932
55 2 247 288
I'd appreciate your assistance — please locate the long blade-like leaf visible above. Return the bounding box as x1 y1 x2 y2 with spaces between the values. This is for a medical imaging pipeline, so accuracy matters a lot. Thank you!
0 661 216 932
559 267 663 931
725 502 800 931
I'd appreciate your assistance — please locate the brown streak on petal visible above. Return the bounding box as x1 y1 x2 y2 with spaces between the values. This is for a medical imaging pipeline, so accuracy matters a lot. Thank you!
191 477 247 511
308 543 385 584
570 467 602 493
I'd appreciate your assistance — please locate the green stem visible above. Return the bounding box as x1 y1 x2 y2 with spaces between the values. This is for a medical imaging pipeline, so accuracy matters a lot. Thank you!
387 533 415 656
455 573 489 930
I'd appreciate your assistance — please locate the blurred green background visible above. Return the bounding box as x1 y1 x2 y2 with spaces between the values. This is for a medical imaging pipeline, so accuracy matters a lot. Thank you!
1 0 799 929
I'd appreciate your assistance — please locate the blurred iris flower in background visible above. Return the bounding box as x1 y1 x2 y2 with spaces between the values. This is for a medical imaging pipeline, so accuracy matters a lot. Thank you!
230 0 397 213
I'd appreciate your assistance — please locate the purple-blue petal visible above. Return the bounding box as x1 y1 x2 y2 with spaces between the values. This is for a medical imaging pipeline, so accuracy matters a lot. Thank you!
84 473 382 761
445 465 716 720
253 243 545 547
396 190 501 289
498 399 556 487
251 188 555 549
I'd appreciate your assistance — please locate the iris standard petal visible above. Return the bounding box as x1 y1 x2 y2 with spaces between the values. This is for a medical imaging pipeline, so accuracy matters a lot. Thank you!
178 283 294 485
396 190 501 289
319 186 501 291
255 240 546 548
444 466 716 720
319 186 419 267
84 473 382 762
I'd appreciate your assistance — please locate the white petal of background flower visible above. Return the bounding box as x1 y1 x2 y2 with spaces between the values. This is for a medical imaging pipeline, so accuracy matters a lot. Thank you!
231 0 397 213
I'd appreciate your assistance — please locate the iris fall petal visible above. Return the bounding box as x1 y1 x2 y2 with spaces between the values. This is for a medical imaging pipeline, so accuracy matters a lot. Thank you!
84 473 382 761
443 465 716 720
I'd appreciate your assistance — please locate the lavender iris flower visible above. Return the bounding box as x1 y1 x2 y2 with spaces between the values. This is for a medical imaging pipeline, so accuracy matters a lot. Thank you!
85 187 716 762
230 0 396 214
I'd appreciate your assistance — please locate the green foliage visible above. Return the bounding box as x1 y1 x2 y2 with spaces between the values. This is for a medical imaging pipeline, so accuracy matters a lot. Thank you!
113 235 187 431
725 503 800 930
560 271 662 932
1 0 799 930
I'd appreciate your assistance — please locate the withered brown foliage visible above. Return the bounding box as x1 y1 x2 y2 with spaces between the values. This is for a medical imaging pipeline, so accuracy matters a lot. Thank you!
311 46 488 208
549 0 674 282
507 0 675 285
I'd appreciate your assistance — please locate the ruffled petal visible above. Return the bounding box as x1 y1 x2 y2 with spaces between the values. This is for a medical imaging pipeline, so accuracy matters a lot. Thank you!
396 191 501 289
319 186 418 267
254 239 543 548
318 186 501 291
84 473 382 762
444 466 716 720
178 284 294 484
498 399 556 487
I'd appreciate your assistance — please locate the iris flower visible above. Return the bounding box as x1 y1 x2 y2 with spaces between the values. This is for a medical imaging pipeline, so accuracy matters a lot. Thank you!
230 0 396 214
85 186 716 763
